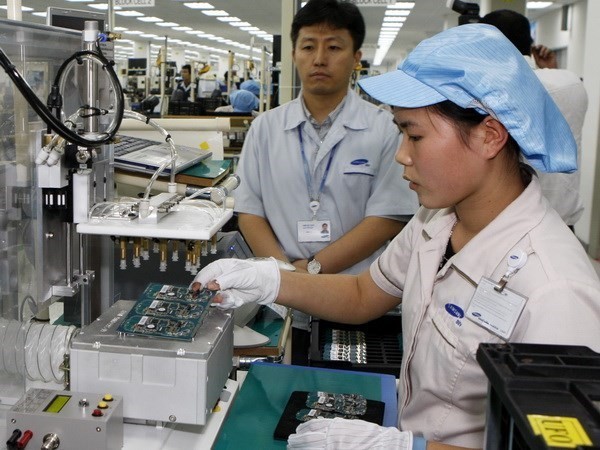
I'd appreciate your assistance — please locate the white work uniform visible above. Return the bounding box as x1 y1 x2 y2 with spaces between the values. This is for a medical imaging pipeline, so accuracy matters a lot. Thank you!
234 89 419 275
526 55 588 226
370 175 600 447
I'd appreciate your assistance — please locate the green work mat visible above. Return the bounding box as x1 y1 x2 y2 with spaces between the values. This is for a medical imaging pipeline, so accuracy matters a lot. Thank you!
215 362 397 449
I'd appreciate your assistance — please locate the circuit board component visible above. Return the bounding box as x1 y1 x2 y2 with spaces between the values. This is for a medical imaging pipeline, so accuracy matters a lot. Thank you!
116 283 215 341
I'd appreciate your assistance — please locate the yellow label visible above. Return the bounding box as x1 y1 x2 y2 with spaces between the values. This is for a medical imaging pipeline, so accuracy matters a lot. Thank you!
200 141 210 150
527 415 592 448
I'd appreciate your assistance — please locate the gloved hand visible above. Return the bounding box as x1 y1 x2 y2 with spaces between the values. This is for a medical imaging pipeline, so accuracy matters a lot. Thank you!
287 418 413 450
191 257 280 309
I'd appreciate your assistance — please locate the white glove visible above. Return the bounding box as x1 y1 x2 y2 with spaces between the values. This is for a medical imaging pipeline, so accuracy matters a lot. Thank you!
287 418 413 450
192 257 280 309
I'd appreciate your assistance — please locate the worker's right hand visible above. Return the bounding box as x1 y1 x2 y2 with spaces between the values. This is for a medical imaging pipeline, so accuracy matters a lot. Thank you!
190 257 280 309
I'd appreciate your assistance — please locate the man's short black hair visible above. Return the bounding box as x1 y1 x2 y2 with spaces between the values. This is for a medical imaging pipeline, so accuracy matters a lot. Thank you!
291 0 365 52
480 9 533 56
181 64 192 73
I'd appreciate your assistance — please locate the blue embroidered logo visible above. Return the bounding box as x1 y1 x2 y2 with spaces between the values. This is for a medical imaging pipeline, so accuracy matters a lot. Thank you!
350 158 370 166
472 312 482 318
445 303 464 319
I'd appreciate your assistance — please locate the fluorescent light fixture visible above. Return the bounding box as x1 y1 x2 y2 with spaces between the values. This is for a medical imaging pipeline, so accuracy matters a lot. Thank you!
527 1 553 8
139 33 158 38
230 22 251 27
0 5 33 11
124 30 144 35
116 10 143 17
156 22 179 27
201 34 216 39
183 2 214 9
383 16 407 22
387 2 415 9
173 26 193 31
202 10 228 16
138 17 163 22
89 4 120 10
32 11 47 17
241 26 260 31
218 16 240 22
385 10 410 16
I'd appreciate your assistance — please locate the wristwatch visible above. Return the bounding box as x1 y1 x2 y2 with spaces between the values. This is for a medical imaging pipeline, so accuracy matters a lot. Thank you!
307 255 322 274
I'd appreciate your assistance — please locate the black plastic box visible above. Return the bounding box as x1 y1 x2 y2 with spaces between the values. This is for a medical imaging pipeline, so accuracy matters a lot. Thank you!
477 343 600 450
309 315 402 376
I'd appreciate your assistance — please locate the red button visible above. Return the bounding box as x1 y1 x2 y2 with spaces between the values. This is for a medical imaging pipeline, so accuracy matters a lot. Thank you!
92 409 103 417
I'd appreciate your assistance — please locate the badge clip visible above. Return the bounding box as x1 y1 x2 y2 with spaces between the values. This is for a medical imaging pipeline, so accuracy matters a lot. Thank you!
494 249 528 293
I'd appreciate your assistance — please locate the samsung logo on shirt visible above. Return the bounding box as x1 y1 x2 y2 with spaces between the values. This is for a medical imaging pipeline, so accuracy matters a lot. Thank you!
445 303 464 319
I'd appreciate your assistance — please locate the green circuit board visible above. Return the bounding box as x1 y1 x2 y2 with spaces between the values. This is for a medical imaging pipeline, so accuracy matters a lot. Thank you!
117 283 215 341
140 283 215 303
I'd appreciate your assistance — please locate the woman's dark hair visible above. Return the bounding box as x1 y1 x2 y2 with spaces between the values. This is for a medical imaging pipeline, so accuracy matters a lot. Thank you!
291 0 365 52
428 100 521 166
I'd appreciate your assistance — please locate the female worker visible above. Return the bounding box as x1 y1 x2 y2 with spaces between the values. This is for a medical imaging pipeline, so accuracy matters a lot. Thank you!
192 24 600 449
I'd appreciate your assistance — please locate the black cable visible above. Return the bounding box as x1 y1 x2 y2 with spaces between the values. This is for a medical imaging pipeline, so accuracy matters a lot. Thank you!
0 47 123 147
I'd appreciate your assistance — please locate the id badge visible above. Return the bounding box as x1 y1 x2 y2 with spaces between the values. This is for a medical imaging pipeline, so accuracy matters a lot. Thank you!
298 220 331 243
465 277 527 340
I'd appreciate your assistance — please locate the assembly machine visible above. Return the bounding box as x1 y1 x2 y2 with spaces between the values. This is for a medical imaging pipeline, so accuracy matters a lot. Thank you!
0 17 240 449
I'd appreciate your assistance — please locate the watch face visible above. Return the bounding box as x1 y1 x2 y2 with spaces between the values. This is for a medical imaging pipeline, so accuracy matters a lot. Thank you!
307 259 321 274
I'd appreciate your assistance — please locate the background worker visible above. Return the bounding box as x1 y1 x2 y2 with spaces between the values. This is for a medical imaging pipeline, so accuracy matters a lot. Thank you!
481 9 589 229
171 64 195 102
232 0 418 364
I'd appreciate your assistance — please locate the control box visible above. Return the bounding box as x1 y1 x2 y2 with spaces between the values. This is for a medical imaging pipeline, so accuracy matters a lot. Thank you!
6 388 123 450
70 300 234 425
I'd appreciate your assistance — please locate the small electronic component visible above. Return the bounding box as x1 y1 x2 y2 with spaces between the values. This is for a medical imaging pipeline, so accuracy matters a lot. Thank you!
116 283 215 341
305 392 368 416
133 299 206 320
323 329 367 364
140 283 215 302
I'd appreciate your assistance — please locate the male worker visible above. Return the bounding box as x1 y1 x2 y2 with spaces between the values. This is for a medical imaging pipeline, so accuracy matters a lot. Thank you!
232 0 418 364
171 64 195 102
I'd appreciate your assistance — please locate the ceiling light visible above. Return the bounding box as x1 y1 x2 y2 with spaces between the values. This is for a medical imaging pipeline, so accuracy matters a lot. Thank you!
385 10 410 16
218 17 241 22
183 2 214 9
115 10 143 17
387 2 415 9
89 4 120 10
124 30 144 35
140 33 158 38
173 26 193 31
0 5 33 11
230 22 251 27
201 10 228 16
113 26 128 31
240 26 259 31
138 17 163 22
527 1 553 8
32 11 47 17
156 22 179 27
383 17 407 23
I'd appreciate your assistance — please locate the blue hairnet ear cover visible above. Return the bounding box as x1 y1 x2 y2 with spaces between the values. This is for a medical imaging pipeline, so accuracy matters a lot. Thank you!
359 24 576 173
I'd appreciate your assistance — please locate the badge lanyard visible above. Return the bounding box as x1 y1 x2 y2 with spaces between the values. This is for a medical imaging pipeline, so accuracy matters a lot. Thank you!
298 127 338 219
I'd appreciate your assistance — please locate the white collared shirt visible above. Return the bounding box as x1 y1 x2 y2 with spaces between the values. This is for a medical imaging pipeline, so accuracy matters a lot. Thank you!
371 176 600 446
